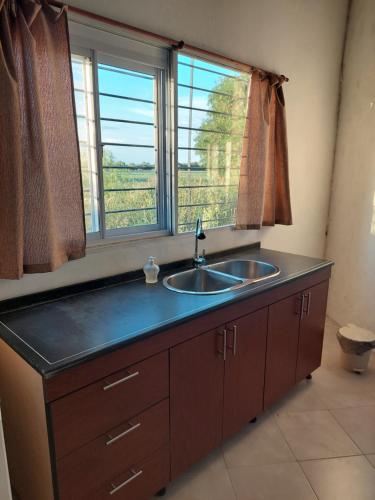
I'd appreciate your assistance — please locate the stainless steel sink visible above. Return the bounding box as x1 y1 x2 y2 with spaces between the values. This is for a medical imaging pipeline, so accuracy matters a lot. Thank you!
163 259 280 295
206 259 280 281
163 268 244 295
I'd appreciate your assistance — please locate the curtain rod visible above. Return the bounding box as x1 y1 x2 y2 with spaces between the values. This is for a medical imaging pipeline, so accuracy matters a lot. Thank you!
52 1 289 82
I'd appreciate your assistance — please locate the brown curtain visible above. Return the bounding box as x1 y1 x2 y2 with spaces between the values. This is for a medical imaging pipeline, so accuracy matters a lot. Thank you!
0 0 85 279
236 70 292 229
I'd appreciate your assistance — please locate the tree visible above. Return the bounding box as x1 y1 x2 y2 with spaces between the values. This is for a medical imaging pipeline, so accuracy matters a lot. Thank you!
194 76 248 170
177 74 248 231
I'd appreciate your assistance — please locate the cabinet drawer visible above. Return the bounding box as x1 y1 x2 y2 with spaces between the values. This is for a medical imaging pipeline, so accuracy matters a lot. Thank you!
51 351 169 458
56 399 169 500
91 445 169 500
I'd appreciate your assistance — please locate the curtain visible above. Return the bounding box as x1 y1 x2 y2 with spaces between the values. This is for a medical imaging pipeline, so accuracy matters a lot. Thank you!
0 0 85 279
235 70 292 229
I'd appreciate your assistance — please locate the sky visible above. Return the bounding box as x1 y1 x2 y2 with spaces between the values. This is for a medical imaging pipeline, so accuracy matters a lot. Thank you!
72 54 247 165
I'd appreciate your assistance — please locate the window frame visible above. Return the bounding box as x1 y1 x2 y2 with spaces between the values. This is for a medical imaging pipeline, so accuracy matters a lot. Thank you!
70 22 172 243
69 21 249 244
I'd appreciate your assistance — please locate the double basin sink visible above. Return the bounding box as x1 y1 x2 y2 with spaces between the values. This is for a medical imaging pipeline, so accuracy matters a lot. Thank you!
163 259 280 295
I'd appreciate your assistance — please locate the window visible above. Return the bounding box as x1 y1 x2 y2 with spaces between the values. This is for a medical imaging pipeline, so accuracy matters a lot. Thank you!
70 22 169 240
97 58 166 235
70 23 250 241
177 55 249 232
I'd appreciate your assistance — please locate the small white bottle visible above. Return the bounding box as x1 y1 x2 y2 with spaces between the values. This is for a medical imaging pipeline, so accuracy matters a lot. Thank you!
143 256 160 284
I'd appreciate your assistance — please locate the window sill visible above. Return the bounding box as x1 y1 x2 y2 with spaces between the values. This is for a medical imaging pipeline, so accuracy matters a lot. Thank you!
86 229 172 251
85 224 237 255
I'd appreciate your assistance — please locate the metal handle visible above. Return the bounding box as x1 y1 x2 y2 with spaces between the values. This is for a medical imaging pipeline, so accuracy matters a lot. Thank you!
299 294 305 318
218 329 227 361
109 469 143 495
305 292 311 316
103 371 139 391
106 421 141 446
228 325 237 356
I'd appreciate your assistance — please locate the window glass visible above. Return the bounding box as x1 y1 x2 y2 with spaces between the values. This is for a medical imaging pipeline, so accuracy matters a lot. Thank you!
71 54 99 234
177 54 250 232
97 63 159 232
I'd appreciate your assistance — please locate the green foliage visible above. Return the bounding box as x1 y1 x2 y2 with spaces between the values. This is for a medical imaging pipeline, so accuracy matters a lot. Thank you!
178 75 248 231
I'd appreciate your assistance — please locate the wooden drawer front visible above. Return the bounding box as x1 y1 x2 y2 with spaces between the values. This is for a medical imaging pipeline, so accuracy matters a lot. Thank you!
91 445 169 500
51 351 169 459
56 399 169 500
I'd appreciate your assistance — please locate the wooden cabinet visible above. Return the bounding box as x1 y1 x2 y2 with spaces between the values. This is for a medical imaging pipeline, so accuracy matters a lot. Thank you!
296 280 329 382
170 329 225 478
264 280 330 409
56 400 169 499
264 293 301 409
223 308 267 439
90 445 170 500
0 266 331 500
51 352 170 500
51 351 169 459
171 308 268 478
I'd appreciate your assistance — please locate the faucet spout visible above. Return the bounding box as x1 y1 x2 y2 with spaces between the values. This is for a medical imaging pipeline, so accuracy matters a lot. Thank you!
193 218 206 267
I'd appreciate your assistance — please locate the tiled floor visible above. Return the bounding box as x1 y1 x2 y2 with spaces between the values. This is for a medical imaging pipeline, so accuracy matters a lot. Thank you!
164 318 375 500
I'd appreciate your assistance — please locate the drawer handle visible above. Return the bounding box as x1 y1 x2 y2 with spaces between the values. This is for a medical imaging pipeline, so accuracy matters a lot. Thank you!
109 469 143 495
105 421 141 446
103 370 139 391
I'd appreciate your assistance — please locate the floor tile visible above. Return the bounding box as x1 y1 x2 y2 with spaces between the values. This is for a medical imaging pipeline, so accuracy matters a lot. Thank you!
331 406 375 454
164 450 236 500
301 456 375 500
366 455 375 468
273 380 328 415
228 462 317 500
275 410 361 460
222 412 295 467
312 366 375 409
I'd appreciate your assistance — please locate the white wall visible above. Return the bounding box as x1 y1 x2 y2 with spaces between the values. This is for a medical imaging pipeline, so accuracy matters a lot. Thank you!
0 0 349 300
326 0 375 331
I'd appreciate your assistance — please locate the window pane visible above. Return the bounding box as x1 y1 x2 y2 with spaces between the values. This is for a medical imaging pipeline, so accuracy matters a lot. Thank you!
71 54 99 234
99 94 154 122
98 64 159 231
98 64 155 102
177 54 250 232
100 120 155 146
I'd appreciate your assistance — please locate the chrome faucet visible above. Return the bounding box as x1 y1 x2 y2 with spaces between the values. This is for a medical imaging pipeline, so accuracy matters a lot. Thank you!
193 218 206 268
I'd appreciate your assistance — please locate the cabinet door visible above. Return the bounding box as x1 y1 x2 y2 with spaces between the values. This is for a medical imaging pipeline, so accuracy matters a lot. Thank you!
264 293 302 409
170 329 225 479
296 280 329 382
223 308 267 440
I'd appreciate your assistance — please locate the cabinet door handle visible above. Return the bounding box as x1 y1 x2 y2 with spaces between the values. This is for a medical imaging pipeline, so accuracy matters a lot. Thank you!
228 325 237 356
299 294 305 318
217 329 227 361
103 370 139 391
109 469 143 495
106 421 141 446
305 292 311 316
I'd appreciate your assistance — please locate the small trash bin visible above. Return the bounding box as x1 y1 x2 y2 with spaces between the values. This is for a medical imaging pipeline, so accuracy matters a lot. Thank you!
337 323 375 373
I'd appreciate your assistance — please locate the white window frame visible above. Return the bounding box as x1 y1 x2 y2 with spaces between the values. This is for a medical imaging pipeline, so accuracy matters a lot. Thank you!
69 21 172 243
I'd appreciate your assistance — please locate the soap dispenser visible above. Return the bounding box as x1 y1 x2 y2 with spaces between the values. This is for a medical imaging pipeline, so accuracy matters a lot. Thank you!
143 256 160 284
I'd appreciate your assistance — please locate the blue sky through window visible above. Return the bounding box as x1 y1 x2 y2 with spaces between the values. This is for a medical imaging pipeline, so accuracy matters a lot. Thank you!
72 54 245 166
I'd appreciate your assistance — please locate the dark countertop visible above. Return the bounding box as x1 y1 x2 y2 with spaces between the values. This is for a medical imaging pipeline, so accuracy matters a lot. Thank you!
0 246 333 377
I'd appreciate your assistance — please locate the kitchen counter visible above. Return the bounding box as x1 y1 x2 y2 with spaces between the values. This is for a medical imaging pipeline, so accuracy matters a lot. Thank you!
0 246 333 377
